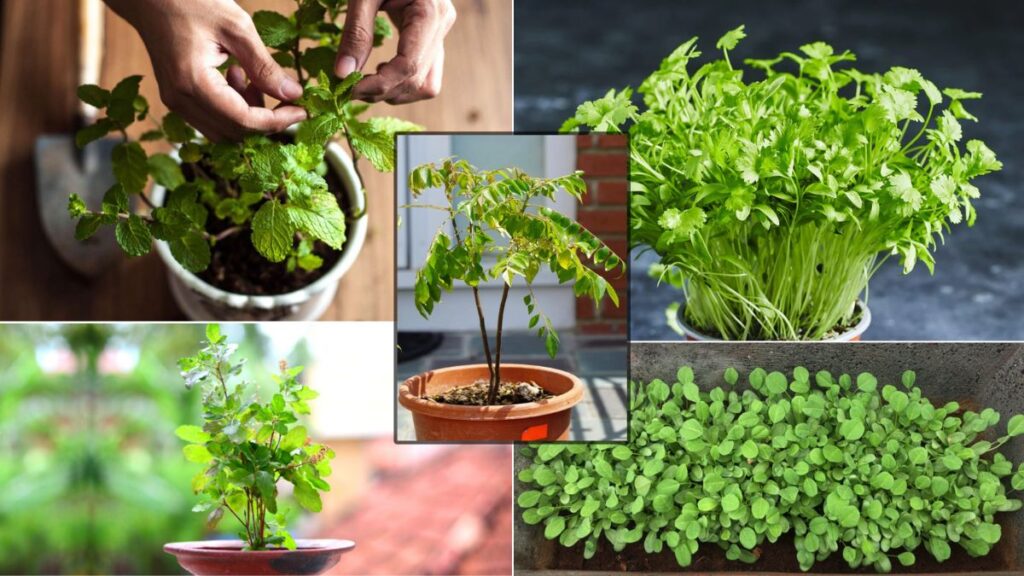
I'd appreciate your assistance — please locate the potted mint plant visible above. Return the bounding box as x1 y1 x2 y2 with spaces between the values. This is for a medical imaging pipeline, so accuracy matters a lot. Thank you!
519 365 1024 573
164 325 352 575
397 158 625 441
69 0 420 321
562 25 1002 340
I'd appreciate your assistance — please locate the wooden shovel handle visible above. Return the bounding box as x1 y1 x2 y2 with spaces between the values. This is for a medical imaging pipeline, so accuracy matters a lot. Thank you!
78 0 105 118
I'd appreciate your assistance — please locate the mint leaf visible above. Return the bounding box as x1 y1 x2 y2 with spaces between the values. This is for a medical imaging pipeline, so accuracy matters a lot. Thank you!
115 214 152 256
112 142 149 194
253 11 297 48
107 75 143 127
170 230 212 273
77 84 110 108
251 199 294 262
287 189 345 250
346 118 396 172
76 118 113 148
75 214 106 240
162 112 195 143
148 153 185 190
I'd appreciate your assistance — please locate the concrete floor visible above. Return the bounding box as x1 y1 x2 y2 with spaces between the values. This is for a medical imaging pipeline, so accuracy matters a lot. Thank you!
395 331 628 442
514 0 1024 341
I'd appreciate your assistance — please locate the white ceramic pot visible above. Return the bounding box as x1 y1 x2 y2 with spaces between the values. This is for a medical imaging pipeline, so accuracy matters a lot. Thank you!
149 139 366 321
666 300 872 342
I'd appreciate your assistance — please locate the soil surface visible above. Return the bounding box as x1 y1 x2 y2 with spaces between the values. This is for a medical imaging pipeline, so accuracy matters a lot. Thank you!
195 165 350 296
427 381 553 406
548 527 1018 573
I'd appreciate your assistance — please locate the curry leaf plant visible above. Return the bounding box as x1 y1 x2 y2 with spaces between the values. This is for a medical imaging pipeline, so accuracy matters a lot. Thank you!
561 25 1002 340
69 0 420 274
176 324 334 550
519 366 1024 572
407 158 625 404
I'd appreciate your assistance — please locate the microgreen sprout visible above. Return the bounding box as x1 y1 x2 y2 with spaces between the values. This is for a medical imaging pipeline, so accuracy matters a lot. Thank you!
562 25 1002 340
519 366 1024 572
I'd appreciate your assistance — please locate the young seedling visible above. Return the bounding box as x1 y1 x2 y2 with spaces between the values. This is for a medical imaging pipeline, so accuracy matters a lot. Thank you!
407 158 625 405
562 25 1002 340
176 324 333 550
519 366 1024 572
69 0 420 277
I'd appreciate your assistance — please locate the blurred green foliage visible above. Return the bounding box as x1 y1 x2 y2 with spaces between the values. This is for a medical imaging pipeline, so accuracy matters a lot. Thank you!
0 324 307 575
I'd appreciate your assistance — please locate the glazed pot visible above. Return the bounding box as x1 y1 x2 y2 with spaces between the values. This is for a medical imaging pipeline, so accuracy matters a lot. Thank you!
149 136 367 321
398 363 585 442
164 539 354 576
667 300 872 342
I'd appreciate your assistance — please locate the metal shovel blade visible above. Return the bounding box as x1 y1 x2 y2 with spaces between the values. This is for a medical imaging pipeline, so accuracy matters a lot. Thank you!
34 134 121 279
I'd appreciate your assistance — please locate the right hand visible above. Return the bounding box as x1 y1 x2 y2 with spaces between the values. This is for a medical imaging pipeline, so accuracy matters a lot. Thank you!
105 0 307 141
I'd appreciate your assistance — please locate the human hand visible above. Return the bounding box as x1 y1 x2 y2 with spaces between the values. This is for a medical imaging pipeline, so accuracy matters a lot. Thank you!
104 0 307 141
335 0 456 104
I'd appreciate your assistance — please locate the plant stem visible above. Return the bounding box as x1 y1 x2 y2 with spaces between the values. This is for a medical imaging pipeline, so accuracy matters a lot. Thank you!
488 282 511 405
472 286 495 380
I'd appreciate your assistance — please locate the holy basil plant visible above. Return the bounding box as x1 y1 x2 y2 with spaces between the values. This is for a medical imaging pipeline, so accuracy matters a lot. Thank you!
176 325 333 550
407 158 625 404
562 25 1002 340
518 366 1024 572
69 0 420 275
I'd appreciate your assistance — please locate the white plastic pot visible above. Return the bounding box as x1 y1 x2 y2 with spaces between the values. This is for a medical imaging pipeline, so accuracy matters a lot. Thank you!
666 300 872 342
149 138 366 321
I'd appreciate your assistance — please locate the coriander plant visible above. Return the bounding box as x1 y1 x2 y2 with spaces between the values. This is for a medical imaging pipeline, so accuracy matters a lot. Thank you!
562 25 1002 340
176 325 334 550
407 158 625 404
69 0 421 275
519 366 1024 572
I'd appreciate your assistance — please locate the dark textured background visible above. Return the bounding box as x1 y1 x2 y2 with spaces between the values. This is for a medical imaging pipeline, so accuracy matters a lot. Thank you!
514 0 1024 340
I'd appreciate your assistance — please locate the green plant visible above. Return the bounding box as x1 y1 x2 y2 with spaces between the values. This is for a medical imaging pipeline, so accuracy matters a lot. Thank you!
176 324 334 550
406 157 625 403
69 0 420 275
562 25 1002 340
518 366 1024 572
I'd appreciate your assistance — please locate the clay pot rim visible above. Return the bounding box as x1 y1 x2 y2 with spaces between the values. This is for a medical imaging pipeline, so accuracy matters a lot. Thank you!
398 363 585 421
163 539 355 556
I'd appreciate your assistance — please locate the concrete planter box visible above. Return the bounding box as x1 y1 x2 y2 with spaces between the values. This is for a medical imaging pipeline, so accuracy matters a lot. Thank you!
514 343 1024 575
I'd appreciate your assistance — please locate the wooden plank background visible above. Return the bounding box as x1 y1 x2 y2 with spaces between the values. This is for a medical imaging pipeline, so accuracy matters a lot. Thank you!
0 0 511 320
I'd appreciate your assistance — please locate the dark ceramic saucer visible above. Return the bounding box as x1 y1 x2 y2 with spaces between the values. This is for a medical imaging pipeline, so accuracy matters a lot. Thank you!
164 539 355 575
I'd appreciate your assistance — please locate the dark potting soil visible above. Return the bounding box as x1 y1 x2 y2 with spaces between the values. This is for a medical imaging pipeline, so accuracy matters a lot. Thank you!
196 166 351 296
547 525 1019 573
427 381 553 406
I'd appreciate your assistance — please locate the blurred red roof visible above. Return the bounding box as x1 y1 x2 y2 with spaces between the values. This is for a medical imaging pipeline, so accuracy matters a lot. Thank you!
322 440 512 576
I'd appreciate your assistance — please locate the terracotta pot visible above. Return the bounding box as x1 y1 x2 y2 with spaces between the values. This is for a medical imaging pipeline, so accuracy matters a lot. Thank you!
668 300 871 342
398 363 585 442
149 130 366 321
163 539 354 576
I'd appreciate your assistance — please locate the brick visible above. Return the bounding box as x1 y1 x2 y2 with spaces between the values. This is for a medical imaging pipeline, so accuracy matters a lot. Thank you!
577 152 628 177
581 181 598 206
603 238 629 260
580 321 628 335
576 297 599 320
576 134 594 149
597 180 629 206
597 134 629 148
602 298 628 319
577 208 626 234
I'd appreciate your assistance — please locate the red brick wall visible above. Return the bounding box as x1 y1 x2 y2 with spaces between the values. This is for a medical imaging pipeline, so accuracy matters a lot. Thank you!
575 134 629 335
